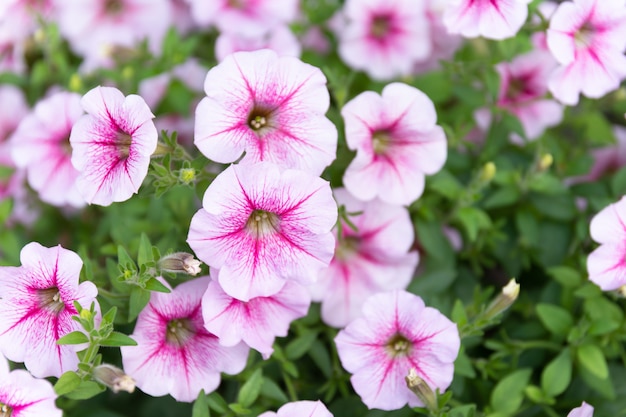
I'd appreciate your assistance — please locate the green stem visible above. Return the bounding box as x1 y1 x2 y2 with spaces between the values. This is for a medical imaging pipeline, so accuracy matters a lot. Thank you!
281 370 298 402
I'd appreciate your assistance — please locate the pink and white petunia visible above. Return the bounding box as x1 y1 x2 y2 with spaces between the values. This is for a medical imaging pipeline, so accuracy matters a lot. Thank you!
0 84 28 166
337 0 431 81
10 91 85 207
195 49 337 175
0 355 62 417
443 0 532 40
215 25 301 62
121 277 249 402
258 400 334 417
568 402 594 417
335 290 460 411
310 188 419 328
0 242 99 378
202 274 310 358
547 0 626 105
587 196 626 291
187 162 337 301
342 82 447 206
70 86 158 206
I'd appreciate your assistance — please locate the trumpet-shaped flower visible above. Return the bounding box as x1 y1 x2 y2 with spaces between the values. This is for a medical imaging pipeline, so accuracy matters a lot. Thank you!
568 402 594 417
547 0 626 105
335 290 460 410
10 91 85 207
69 86 158 206
587 196 626 290
121 277 249 402
258 400 334 417
443 0 532 40
337 0 431 80
195 49 337 175
202 274 310 358
215 26 301 62
0 242 98 378
310 188 419 328
187 162 337 301
342 83 447 205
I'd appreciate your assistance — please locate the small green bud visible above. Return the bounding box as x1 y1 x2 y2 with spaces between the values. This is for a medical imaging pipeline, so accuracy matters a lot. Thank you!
480 162 496 182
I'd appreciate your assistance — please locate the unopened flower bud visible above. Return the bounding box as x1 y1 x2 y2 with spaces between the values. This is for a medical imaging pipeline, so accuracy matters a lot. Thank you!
484 278 520 319
179 168 196 185
159 252 202 275
69 73 83 92
405 368 438 412
480 162 496 182
93 364 135 394
538 154 553 171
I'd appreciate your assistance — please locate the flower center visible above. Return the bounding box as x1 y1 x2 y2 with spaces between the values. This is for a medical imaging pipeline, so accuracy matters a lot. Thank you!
335 235 360 260
372 130 391 154
385 333 412 358
574 22 594 49
370 14 392 39
37 287 65 315
166 318 195 347
227 0 246 9
245 209 280 238
104 0 124 14
247 107 273 132
115 130 132 158
0 403 13 417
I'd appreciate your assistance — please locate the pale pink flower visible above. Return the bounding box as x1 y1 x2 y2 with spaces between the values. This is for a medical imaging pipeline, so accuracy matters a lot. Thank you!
0 242 98 378
138 58 207 109
121 277 249 402
195 49 337 175
337 0 431 81
587 196 626 291
568 402 594 417
566 126 626 184
443 0 532 40
300 26 331 55
547 0 626 105
258 400 333 417
342 83 447 205
202 274 310 358
187 162 337 301
335 290 460 411
187 0 298 37
170 0 197 35
0 85 28 166
9 91 85 207
310 188 419 328
215 26 301 62
70 86 158 206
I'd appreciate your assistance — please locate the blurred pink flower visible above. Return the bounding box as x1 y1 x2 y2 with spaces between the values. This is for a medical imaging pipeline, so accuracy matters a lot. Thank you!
443 0 532 40
170 0 197 35
258 400 333 417
215 26 301 62
300 26 331 55
335 290 460 410
587 196 626 291
342 83 447 205
0 85 28 166
187 162 337 301
138 58 207 109
10 91 85 207
310 188 419 328
202 274 310 358
69 86 157 206
0 242 98 378
567 126 626 184
187 0 298 37
547 0 626 105
567 402 594 417
337 0 431 80
121 277 249 402
195 49 336 175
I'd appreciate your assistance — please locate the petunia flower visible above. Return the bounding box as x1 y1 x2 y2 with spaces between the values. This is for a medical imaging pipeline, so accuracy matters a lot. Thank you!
10 91 85 207
215 25 301 62
195 49 337 175
121 277 249 402
258 400 334 417
337 0 431 81
69 86 158 206
310 188 419 328
202 273 310 358
567 401 594 417
0 242 99 378
443 0 532 40
342 82 447 206
587 196 626 291
547 0 626 105
187 162 337 301
335 290 460 411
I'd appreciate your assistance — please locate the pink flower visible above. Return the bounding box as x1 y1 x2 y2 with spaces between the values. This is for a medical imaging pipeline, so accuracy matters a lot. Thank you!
0 242 98 378
566 126 626 184
547 0 626 105
0 85 28 166
215 25 301 62
568 402 594 417
443 0 532 40
195 49 337 175
337 0 431 80
310 188 419 328
69 86 158 206
202 274 310 358
342 83 447 205
121 277 249 402
10 91 85 207
187 0 298 37
187 162 337 301
258 400 333 417
587 196 626 291
335 290 460 411
0 356 62 417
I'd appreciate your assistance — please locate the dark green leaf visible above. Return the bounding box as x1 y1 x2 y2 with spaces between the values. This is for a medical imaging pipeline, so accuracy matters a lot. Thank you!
54 371 82 395
100 331 137 347
237 369 263 408
491 368 532 414
536 303 574 337
128 287 151 322
541 349 572 396
56 331 89 345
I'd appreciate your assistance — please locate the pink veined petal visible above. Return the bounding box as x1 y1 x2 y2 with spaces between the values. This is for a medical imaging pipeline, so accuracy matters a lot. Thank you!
567 401 595 417
590 196 626 244
0 369 62 417
444 0 531 40
381 82 438 129
276 400 334 417
514 99 564 140
587 243 626 290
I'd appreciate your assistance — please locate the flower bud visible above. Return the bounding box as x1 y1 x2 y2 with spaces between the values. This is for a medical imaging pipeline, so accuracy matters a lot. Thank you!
484 278 520 320
405 368 438 412
159 252 202 275
480 162 496 182
179 168 196 185
538 154 553 171
93 364 135 394
69 73 83 93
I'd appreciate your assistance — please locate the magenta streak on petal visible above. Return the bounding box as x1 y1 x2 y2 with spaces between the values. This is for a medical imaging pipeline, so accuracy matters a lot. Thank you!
275 126 328 153
232 58 257 103
7 398 48 412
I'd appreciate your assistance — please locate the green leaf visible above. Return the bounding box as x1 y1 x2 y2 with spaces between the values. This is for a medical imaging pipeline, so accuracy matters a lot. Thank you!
144 277 171 293
64 380 106 400
528 173 566 195
582 111 616 146
237 369 263 408
54 371 82 395
260 377 289 403
611 166 626 197
117 245 136 269
286 331 319 360
515 210 539 248
491 368 532 414
428 169 464 200
128 287 151 322
536 303 574 337
454 347 476 378
101 307 117 325
482 187 520 209
56 331 89 345
451 299 468 327
547 266 582 288
524 385 554 405
541 349 572 397
456 206 491 242
577 343 608 379
137 233 153 266
308 339 332 378
100 331 137 347
206 392 229 414
449 404 476 417
192 390 210 417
